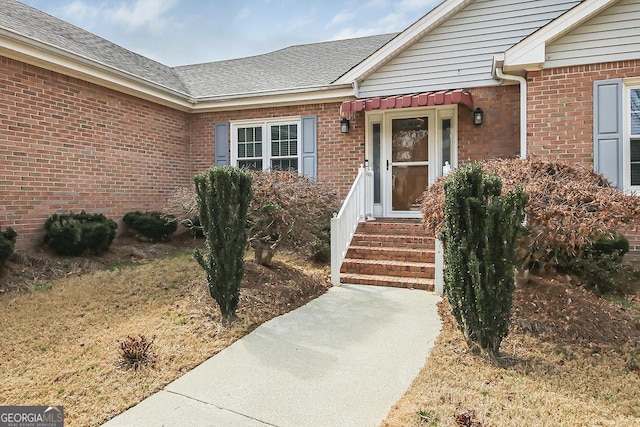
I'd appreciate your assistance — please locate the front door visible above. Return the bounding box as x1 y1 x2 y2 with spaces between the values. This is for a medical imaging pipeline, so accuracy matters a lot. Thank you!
367 107 456 218
385 116 430 216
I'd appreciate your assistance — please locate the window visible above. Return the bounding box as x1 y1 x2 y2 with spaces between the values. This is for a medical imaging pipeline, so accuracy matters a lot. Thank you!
232 119 300 172
630 88 640 186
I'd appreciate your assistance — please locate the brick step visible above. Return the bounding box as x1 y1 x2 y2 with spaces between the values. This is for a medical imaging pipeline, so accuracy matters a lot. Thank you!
340 258 435 279
346 246 435 263
358 221 426 235
340 273 434 291
351 233 435 249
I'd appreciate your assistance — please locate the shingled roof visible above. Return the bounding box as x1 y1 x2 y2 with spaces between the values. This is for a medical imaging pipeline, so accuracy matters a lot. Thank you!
172 34 397 98
0 0 396 100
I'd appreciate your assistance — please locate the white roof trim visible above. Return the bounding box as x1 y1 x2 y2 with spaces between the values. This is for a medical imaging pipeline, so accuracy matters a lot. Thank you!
334 0 472 84
0 27 193 111
503 0 618 71
191 87 355 113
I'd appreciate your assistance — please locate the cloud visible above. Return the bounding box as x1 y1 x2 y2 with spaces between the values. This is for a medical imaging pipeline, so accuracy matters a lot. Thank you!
235 6 251 21
330 27 380 41
57 0 179 33
400 0 441 12
107 0 180 32
58 0 101 22
329 10 355 27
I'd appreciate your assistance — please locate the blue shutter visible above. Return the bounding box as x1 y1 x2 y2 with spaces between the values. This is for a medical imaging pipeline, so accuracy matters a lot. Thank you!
214 122 229 166
593 79 623 188
301 115 317 180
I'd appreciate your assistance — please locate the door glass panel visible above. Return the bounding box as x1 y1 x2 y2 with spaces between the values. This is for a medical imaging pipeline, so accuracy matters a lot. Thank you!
392 165 428 211
391 117 428 211
392 118 428 162
373 123 381 204
441 118 451 175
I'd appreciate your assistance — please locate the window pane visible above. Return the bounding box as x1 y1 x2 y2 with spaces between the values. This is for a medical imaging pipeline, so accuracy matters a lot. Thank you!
282 140 289 157
631 139 640 162
256 127 262 141
238 128 245 143
247 144 254 158
271 141 279 157
255 142 262 157
632 89 640 135
238 144 246 158
271 126 279 140
238 160 262 170
631 139 640 186
290 124 297 139
271 158 298 171
373 123 381 204
442 119 451 169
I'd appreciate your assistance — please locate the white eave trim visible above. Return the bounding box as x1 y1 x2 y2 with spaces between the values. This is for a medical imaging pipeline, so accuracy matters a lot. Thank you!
0 27 194 111
334 0 472 85
191 86 355 113
503 0 617 72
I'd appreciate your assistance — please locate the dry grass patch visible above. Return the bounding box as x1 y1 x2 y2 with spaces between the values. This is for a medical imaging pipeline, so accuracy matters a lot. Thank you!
0 242 329 426
383 275 640 427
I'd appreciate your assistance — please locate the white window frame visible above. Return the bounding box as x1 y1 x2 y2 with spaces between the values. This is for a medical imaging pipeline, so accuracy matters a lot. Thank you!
230 117 302 171
623 83 640 192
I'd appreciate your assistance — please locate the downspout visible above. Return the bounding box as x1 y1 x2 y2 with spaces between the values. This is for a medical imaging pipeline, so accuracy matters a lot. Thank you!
495 68 527 159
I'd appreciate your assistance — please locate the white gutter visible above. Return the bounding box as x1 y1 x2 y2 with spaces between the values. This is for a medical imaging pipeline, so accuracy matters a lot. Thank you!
495 67 527 159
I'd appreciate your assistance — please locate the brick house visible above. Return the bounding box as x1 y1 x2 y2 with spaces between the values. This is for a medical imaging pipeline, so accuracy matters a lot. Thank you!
1 0 638 290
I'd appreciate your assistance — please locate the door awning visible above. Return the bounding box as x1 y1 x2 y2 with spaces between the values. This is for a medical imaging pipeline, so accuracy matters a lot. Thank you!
340 89 473 113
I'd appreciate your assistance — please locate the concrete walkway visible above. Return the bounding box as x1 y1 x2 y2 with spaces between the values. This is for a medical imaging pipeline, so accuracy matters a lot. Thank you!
103 285 441 427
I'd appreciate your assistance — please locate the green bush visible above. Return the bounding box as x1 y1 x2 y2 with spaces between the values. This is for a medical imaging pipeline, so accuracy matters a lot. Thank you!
193 166 253 322
440 163 527 363
123 211 177 242
44 212 117 256
566 234 635 295
0 226 18 269
310 223 331 263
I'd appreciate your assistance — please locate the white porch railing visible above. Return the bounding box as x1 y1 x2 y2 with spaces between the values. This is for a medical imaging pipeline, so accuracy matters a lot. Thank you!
330 165 375 285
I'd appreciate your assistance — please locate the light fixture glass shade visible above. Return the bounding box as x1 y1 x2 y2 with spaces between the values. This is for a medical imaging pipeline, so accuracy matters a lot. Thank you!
473 108 483 125
340 118 350 133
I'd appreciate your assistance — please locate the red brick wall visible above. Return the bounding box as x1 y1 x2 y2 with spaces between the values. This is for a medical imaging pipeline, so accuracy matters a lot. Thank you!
527 60 640 253
0 56 191 249
190 102 363 199
527 60 640 163
458 85 521 162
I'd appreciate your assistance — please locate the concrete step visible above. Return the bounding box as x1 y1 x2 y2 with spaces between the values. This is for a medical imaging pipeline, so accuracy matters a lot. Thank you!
346 246 435 263
340 273 435 291
340 258 435 279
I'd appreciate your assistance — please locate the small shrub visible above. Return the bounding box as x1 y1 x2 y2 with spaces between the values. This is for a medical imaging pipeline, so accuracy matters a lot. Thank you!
123 211 177 242
249 170 339 266
44 212 117 256
118 334 157 370
310 223 331 263
0 226 18 269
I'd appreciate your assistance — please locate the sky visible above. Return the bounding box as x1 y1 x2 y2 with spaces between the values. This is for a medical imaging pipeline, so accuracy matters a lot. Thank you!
18 0 441 66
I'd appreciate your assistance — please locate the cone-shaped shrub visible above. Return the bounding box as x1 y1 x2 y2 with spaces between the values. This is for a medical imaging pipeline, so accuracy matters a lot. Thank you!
0 226 17 269
193 166 253 322
440 163 527 362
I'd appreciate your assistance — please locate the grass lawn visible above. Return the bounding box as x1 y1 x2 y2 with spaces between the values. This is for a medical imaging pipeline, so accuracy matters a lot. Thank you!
383 274 640 426
0 238 330 426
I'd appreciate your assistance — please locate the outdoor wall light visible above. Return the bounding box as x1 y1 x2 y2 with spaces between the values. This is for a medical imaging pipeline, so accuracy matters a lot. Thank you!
473 107 483 125
340 117 350 133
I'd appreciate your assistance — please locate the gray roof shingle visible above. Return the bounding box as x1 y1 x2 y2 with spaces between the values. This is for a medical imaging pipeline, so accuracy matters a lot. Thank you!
0 0 396 99
172 34 397 98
